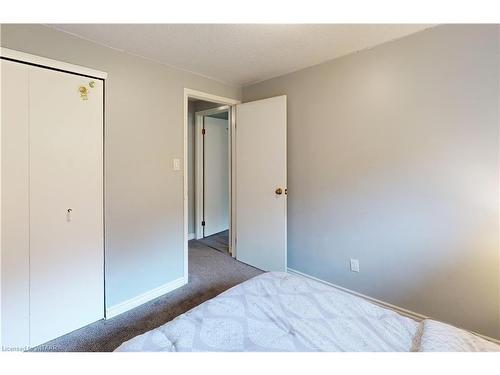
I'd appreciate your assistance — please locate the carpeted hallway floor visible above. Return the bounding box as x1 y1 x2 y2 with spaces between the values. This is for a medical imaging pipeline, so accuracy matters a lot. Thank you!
33 240 262 352
198 230 230 254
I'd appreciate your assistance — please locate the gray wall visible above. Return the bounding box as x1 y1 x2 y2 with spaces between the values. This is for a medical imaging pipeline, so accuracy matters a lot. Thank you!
0 24 241 307
243 25 500 338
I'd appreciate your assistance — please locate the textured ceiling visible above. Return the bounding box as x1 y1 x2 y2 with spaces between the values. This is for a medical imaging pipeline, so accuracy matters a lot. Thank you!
49 24 433 86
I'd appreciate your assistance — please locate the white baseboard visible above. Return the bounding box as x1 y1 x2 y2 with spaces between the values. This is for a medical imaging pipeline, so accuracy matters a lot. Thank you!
188 233 195 240
287 267 500 345
287 267 428 321
106 276 188 319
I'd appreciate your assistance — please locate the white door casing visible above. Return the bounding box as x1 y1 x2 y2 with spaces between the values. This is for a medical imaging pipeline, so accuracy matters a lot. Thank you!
235 95 287 272
203 116 230 237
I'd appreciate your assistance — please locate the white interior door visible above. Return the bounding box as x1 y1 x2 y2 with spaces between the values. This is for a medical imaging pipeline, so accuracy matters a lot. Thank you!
203 116 230 237
29 66 104 346
235 96 287 272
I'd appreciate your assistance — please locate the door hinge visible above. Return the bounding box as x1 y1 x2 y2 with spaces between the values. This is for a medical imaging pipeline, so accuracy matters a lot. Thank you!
202 128 206 135
201 220 205 226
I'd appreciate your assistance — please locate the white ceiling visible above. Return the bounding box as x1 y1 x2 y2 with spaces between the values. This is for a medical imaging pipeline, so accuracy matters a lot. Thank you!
50 24 433 86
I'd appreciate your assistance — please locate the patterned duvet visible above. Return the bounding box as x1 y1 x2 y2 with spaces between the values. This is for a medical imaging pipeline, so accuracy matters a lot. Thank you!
115 272 500 352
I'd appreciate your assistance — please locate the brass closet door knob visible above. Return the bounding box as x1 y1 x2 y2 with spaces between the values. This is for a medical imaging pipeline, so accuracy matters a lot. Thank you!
275 188 283 195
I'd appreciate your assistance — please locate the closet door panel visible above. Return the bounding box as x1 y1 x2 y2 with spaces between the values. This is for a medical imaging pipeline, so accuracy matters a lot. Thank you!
1 60 30 348
29 67 104 346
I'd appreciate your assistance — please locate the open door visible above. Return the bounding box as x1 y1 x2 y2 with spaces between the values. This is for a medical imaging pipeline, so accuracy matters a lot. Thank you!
235 95 287 272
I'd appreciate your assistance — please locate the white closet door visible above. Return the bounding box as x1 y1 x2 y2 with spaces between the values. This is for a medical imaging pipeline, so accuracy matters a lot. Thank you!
203 116 229 237
1 59 31 348
29 67 104 346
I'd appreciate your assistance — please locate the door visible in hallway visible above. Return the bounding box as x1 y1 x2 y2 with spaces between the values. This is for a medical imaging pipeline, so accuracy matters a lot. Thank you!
203 116 229 237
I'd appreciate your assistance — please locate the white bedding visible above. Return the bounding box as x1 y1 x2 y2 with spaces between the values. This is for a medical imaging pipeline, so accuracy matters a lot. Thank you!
415 319 500 352
115 272 500 352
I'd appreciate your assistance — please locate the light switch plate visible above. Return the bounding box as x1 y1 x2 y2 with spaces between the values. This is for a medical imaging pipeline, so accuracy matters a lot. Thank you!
173 158 181 171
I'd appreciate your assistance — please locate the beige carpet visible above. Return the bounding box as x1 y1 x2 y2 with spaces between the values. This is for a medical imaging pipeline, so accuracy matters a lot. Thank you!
32 240 262 352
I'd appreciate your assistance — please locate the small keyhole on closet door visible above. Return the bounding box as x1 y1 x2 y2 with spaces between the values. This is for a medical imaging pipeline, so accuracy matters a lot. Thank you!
66 208 72 222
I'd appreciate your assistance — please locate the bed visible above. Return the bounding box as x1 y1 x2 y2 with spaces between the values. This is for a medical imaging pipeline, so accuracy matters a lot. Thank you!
115 272 500 352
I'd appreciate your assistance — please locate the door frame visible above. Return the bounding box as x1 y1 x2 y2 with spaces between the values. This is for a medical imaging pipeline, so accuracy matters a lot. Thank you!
194 106 231 241
183 89 240 278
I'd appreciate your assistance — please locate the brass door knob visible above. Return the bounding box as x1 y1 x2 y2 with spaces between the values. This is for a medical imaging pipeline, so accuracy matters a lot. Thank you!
275 188 283 195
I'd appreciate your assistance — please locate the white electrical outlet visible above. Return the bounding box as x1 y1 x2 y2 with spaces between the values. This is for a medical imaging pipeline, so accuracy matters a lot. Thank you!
350 259 360 273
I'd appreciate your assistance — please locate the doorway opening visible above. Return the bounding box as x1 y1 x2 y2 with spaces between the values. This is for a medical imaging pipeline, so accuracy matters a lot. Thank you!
183 89 240 277
183 89 287 280
194 104 230 253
